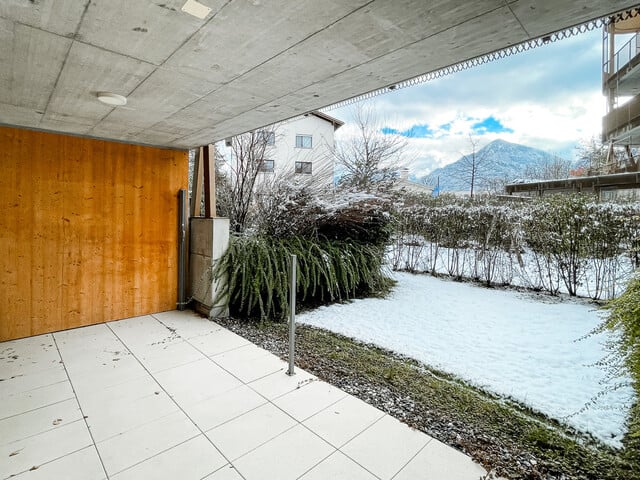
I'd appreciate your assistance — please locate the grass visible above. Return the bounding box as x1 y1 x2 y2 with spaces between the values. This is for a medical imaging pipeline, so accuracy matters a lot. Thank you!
221 319 640 480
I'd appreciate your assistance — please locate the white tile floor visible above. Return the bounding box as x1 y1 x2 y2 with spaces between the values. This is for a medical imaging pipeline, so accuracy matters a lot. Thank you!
0 310 489 480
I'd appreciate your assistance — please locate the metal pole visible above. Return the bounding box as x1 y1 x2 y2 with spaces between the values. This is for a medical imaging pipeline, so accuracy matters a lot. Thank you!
287 254 297 376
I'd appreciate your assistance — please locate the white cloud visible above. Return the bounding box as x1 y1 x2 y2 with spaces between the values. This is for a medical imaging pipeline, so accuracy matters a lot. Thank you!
330 29 606 177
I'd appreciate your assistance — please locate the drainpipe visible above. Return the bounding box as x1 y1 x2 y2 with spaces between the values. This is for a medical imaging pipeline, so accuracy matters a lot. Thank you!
177 188 188 310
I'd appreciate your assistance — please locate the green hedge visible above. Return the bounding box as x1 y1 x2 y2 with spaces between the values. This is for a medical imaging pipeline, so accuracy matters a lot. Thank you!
213 236 392 321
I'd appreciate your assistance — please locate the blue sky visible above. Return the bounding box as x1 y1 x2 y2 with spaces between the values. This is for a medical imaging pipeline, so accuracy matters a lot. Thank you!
331 28 606 177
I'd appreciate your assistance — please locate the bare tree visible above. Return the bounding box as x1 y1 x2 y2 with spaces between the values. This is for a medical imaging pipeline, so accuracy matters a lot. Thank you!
219 128 276 233
524 156 572 180
454 135 492 199
576 137 640 175
484 176 510 195
576 136 608 175
335 105 407 192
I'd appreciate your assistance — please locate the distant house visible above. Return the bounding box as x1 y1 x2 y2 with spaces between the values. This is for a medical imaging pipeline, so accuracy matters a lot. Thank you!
393 168 433 195
227 111 344 186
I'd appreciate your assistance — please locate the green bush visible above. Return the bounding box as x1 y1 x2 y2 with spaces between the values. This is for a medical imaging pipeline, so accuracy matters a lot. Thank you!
600 273 640 464
213 236 392 321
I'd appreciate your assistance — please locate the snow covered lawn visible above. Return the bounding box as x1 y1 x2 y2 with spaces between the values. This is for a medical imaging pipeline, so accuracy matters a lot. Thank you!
298 272 634 446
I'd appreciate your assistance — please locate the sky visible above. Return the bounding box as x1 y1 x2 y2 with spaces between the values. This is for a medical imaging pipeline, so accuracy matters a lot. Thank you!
328 28 607 178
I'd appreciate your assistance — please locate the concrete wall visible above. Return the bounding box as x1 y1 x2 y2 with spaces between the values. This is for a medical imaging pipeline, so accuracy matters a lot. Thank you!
189 217 230 317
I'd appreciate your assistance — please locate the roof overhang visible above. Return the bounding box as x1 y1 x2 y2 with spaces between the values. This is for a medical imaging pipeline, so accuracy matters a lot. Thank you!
1 1 637 149
307 111 344 131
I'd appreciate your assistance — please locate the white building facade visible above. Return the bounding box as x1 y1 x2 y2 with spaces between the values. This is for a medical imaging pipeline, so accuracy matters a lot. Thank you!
255 111 344 185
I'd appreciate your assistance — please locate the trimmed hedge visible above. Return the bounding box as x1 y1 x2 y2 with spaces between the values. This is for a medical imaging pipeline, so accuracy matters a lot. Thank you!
390 194 640 298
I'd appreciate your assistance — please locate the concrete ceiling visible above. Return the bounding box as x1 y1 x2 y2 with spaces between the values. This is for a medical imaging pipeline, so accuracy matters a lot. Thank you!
1 1 638 149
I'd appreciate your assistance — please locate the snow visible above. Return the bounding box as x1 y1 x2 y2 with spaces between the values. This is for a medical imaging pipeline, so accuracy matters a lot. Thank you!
297 271 634 446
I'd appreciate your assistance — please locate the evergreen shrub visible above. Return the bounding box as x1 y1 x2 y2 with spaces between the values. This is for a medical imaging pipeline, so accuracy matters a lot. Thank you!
213 235 392 321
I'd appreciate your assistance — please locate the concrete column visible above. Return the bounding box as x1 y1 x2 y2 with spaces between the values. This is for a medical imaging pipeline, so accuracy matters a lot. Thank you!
189 217 230 318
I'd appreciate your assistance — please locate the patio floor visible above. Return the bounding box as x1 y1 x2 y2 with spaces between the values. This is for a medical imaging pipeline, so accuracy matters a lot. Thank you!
1 310 488 480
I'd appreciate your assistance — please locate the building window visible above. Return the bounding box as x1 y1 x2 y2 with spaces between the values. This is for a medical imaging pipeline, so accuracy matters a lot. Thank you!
258 159 274 173
295 134 312 149
295 161 312 174
258 130 275 146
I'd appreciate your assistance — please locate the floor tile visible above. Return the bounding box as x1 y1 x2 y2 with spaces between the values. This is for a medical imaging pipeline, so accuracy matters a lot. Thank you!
1 381 75 419
0 334 54 359
69 357 148 398
188 328 250 356
0 420 93 478
0 363 68 397
299 451 378 480
211 344 287 383
248 367 316 400
0 335 61 378
202 464 244 480
133 339 205 373
304 394 385 448
108 316 179 350
153 358 242 405
54 325 117 357
206 403 296 460
111 435 226 480
233 424 334 480
153 311 219 339
341 415 431 480
53 324 111 343
96 411 200 475
9 446 106 480
0 398 82 446
78 377 178 442
273 380 347 421
185 384 267 431
75 372 161 406
56 330 135 379
394 438 487 480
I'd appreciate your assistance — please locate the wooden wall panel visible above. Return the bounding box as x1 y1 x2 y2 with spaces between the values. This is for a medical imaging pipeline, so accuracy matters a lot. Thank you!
0 127 188 341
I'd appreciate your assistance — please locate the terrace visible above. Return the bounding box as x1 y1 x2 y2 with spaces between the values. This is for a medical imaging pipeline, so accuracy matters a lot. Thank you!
1 311 486 480
2 2 637 478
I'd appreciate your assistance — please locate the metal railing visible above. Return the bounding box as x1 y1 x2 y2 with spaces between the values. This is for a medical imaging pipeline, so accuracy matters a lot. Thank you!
603 94 640 140
604 32 640 77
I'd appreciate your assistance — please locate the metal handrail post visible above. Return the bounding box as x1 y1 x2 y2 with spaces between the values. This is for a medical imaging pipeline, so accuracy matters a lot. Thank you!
287 254 297 376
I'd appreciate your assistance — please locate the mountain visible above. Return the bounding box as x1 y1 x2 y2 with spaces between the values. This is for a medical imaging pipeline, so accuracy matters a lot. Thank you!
421 139 568 193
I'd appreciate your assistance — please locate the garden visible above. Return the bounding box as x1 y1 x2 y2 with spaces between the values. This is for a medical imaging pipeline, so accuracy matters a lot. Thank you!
210 125 640 478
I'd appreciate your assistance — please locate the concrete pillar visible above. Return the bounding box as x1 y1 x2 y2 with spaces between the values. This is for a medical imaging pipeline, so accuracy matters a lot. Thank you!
189 217 230 318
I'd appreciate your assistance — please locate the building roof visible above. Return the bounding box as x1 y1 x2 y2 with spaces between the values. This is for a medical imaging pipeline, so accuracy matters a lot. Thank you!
505 171 640 195
307 111 345 131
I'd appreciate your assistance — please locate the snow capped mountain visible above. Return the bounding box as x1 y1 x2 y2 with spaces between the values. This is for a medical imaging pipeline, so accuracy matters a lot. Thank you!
422 139 568 193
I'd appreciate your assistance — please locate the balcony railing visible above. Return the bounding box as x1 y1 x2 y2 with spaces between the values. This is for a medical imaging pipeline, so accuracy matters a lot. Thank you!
604 32 640 77
603 93 640 141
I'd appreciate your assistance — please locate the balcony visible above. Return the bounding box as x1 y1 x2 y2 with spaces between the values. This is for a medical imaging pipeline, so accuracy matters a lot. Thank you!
603 15 640 145
603 93 640 144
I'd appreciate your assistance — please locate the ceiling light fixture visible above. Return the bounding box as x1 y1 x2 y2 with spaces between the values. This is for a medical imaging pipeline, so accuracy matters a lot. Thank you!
181 0 212 19
97 92 127 106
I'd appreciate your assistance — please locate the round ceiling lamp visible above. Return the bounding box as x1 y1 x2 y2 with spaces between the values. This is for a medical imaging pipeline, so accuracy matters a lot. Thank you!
97 92 127 106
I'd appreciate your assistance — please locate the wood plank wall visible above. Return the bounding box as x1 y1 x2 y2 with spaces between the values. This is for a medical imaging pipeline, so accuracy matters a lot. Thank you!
0 127 188 341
